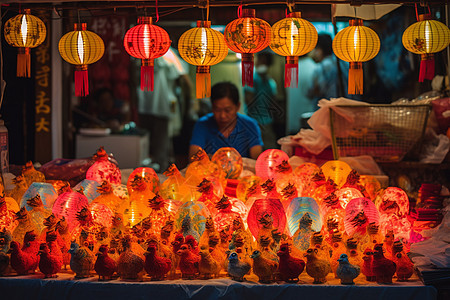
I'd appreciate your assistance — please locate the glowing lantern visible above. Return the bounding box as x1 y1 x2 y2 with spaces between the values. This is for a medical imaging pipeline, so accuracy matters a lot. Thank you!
4 9 46 77
213 196 241 232
211 147 243 179
52 190 89 231
236 175 262 204
359 175 381 201
332 19 380 94
89 202 114 229
286 197 322 235
22 161 45 186
270 11 317 88
378 187 409 217
26 194 50 234
321 160 352 188
147 194 176 236
58 23 104 96
255 149 290 180
294 163 320 197
402 14 450 82
176 200 211 239
224 8 271 87
159 164 191 202
20 182 57 211
247 198 287 239
86 147 121 185
178 20 228 98
127 167 160 194
344 197 379 237
124 16 171 91
335 187 363 209
0 195 17 232
92 181 127 214
74 179 101 203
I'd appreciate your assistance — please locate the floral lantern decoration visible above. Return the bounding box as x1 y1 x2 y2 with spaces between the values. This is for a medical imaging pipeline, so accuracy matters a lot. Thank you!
4 9 46 77
332 19 380 94
344 197 379 237
211 147 243 179
402 13 450 82
20 182 57 211
255 149 290 180
270 11 317 88
86 147 121 185
247 197 287 239
127 167 160 195
58 23 104 96
176 200 211 240
286 197 322 235
224 8 271 87
335 187 363 209
178 20 228 98
52 190 89 232
124 16 171 91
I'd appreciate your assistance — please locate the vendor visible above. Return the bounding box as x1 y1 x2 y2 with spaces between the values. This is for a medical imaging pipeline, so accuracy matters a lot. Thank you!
189 82 263 160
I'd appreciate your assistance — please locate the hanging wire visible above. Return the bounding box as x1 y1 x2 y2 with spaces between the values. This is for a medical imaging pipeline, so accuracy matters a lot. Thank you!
155 0 159 22
238 4 242 18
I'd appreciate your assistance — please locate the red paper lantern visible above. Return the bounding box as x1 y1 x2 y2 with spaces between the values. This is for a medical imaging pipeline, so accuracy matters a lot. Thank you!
255 149 290 180
52 191 89 232
224 8 271 87
124 17 171 91
247 198 287 239
86 147 121 185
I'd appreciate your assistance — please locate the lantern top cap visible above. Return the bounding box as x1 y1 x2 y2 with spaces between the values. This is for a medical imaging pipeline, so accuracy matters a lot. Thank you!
138 16 153 25
241 9 256 18
74 23 87 31
418 14 432 21
349 19 363 26
287 12 301 18
196 20 211 28
20 9 31 14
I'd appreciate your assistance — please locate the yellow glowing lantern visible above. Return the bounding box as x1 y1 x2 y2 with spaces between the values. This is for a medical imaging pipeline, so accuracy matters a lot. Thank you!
4 9 46 77
224 8 271 87
270 12 317 88
332 19 380 95
178 20 228 98
402 14 450 82
58 23 104 97
321 160 352 189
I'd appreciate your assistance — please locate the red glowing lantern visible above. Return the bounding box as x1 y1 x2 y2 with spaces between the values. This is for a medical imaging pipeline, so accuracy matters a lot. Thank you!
247 198 287 239
378 187 409 217
255 149 290 180
124 16 171 91
344 197 379 237
335 187 363 209
224 8 271 87
52 190 89 231
89 201 114 229
211 147 243 179
127 167 160 194
86 147 121 185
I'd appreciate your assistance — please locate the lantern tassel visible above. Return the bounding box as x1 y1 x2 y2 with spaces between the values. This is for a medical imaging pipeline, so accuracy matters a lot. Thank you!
242 60 254 87
141 65 154 91
348 62 363 95
196 66 211 99
17 48 31 78
419 55 434 82
285 57 299 88
75 66 89 97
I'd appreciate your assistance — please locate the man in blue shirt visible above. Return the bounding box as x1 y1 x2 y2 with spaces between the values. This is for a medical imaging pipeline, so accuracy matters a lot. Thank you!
189 82 263 159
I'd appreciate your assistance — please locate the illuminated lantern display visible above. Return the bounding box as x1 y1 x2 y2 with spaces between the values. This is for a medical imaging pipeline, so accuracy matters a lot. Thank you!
89 202 114 229
92 181 127 215
196 178 222 215
4 9 46 77
58 23 104 96
294 163 320 197
0 194 18 232
335 187 363 209
159 164 191 203
124 16 171 91
126 175 154 226
147 194 176 236
176 200 211 240
402 14 450 82
20 182 57 211
359 175 381 201
224 8 271 87
247 198 287 239
178 20 228 98
7 174 28 204
4 195 20 213
255 149 290 180
344 197 379 237
22 161 45 186
52 190 89 231
332 19 380 94
321 160 352 189
286 197 322 235
74 179 101 203
211 147 243 179
126 167 160 195
270 11 317 88
86 147 121 185
26 194 51 233
213 196 242 232
236 175 262 204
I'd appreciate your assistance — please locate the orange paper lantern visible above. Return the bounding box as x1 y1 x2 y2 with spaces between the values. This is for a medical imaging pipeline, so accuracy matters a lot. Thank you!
178 20 228 98
58 23 104 97
124 16 171 91
224 8 271 87
270 12 317 88
402 14 450 82
332 19 380 95
4 9 46 77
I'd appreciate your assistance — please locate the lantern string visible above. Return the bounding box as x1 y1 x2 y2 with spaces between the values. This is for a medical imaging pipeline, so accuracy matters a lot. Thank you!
206 0 209 22
238 4 242 18
155 0 159 22
415 3 432 21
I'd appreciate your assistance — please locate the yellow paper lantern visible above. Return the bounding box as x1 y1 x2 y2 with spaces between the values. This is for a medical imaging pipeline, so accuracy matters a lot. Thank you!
178 20 228 99
332 19 380 95
321 160 352 189
224 8 271 87
270 12 317 88
4 9 46 77
58 23 104 97
402 14 450 82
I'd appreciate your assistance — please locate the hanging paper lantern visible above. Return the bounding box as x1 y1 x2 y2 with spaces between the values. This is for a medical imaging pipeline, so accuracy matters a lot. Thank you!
20 182 57 211
52 190 89 231
332 19 380 95
58 23 104 97
321 160 352 188
255 149 290 180
344 197 379 237
286 197 322 235
211 147 243 179
402 14 450 82
224 8 271 87
270 11 317 88
124 16 171 91
178 20 228 98
4 9 46 77
86 147 121 185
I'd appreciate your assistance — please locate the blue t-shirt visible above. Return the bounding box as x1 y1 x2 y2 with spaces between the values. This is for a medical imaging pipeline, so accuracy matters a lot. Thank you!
190 113 263 158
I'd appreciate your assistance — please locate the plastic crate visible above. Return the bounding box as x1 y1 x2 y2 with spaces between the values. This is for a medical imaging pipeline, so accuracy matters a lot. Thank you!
330 104 431 162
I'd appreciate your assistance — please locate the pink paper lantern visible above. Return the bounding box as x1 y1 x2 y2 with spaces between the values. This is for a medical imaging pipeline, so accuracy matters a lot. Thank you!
86 147 121 184
335 187 363 209
89 201 114 229
255 149 290 180
344 197 379 237
52 191 89 231
378 187 409 217
247 198 287 239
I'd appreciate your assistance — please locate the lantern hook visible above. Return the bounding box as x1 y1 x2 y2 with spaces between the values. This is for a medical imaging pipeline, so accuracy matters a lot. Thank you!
286 0 295 12
197 0 208 9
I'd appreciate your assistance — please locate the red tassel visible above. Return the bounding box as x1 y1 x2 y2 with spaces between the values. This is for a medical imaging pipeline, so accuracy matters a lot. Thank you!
241 53 254 87
141 59 154 91
348 62 363 95
196 66 211 99
285 57 299 88
75 65 89 97
419 54 434 82
17 48 31 78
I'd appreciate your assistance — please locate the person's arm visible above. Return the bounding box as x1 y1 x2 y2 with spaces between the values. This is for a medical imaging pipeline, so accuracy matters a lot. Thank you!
249 145 263 160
